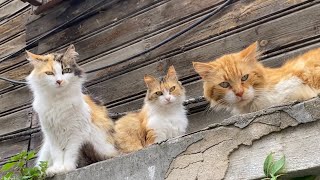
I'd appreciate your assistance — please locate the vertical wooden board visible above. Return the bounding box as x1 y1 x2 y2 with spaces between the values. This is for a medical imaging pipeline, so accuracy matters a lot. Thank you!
37 0 166 53
85 1 320 107
0 108 32 136
0 0 29 21
0 136 30 162
25 0 115 41
0 34 26 59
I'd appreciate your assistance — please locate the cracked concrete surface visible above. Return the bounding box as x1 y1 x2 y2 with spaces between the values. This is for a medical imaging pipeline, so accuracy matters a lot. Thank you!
52 97 320 180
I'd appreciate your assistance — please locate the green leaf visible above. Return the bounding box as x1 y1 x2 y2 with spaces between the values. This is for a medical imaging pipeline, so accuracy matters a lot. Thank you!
1 162 16 171
22 175 32 180
1 172 13 180
264 152 274 177
26 151 36 160
270 155 285 175
17 160 25 168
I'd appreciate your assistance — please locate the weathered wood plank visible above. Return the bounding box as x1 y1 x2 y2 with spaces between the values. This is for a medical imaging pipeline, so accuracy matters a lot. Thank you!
73 0 309 75
0 0 28 22
2 0 305 81
0 63 32 93
29 132 41 152
38 0 224 56
0 9 29 43
0 34 26 59
0 108 32 136
37 0 166 53
0 87 32 116
0 136 29 162
25 0 118 41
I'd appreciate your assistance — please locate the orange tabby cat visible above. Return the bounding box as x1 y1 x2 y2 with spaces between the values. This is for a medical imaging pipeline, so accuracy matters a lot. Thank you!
114 66 188 153
193 42 320 114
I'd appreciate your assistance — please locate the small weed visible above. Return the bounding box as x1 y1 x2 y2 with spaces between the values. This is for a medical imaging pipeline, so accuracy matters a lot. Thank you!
262 152 285 180
1 151 47 180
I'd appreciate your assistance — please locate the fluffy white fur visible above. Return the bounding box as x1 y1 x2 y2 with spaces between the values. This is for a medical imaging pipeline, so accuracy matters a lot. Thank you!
145 90 188 143
27 54 117 176
229 76 318 114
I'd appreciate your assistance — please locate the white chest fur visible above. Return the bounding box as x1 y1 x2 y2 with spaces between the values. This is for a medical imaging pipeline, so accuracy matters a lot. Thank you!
34 93 91 148
146 105 188 143
250 76 318 112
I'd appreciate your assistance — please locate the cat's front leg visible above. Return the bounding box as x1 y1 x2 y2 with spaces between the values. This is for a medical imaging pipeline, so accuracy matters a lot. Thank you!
46 144 64 177
36 140 52 166
62 139 83 172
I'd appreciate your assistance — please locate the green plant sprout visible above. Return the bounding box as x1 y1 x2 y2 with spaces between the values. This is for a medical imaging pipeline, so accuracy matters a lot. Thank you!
1 150 47 180
262 152 285 180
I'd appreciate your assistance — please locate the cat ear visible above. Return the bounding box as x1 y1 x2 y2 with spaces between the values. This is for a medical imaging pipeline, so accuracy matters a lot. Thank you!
144 75 159 89
193 62 215 80
240 42 260 62
166 65 178 81
25 51 47 66
63 44 79 64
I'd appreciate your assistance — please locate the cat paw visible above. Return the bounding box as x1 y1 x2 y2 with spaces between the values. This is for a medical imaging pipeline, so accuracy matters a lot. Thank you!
63 163 76 172
46 166 65 177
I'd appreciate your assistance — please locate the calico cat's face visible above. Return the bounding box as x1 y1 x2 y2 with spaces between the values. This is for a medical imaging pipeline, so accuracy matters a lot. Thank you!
26 45 84 91
144 66 186 106
193 42 265 110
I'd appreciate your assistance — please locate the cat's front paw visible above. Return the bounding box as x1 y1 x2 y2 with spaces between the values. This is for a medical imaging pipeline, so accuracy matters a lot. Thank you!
63 163 76 172
46 166 65 177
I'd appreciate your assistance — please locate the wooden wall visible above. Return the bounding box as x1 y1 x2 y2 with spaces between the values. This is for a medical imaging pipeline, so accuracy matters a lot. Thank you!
1 0 320 167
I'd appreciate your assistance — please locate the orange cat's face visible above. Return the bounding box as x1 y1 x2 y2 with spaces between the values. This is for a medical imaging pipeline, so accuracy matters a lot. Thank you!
193 42 266 110
144 66 186 106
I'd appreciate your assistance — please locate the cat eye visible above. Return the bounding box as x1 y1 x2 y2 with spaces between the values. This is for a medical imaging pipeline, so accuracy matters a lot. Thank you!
241 74 249 81
219 82 230 88
169 86 176 92
155 91 163 96
45 71 54 75
62 68 72 74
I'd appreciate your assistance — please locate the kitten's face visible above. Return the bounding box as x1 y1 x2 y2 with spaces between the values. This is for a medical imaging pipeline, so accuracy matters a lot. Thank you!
144 66 186 107
193 42 265 109
26 45 84 91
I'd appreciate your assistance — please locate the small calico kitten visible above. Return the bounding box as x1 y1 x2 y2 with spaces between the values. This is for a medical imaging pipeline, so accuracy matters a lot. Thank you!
114 66 188 153
26 45 118 176
193 42 320 114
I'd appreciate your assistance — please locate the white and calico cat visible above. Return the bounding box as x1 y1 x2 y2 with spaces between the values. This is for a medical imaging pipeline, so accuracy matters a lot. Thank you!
114 66 188 153
26 45 118 176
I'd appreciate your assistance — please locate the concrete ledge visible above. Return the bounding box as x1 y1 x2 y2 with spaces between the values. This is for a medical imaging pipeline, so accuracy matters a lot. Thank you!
52 97 320 180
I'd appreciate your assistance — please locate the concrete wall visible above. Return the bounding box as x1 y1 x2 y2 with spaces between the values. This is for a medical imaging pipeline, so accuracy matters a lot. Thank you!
52 97 320 180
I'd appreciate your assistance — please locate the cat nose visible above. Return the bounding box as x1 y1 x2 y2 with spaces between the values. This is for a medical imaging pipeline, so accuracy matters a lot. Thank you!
56 80 62 85
235 91 244 97
165 97 171 102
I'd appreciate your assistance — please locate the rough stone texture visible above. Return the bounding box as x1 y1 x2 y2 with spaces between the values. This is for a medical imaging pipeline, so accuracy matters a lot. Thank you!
52 97 320 180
